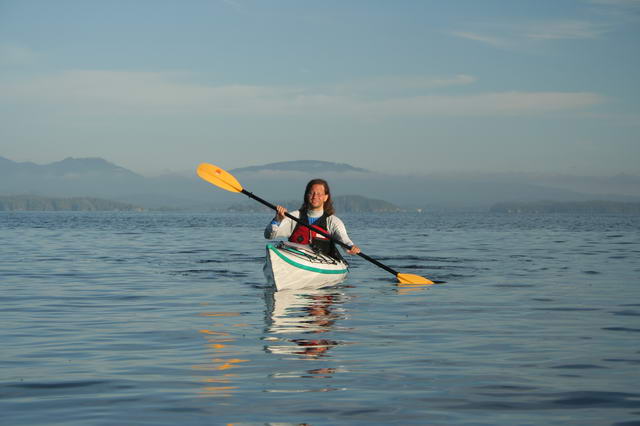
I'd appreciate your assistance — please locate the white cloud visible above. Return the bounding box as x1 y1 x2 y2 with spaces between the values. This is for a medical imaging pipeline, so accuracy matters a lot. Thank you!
2 70 282 111
0 70 605 118
449 31 511 48
451 15 618 49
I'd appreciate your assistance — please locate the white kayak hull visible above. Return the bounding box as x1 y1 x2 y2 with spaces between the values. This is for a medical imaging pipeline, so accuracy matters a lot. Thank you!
263 242 349 291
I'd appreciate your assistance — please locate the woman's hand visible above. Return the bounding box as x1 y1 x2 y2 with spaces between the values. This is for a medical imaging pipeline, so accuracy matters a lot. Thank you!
347 245 361 255
274 205 287 223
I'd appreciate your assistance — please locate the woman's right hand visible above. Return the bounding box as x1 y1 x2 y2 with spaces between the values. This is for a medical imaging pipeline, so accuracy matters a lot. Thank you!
274 205 287 223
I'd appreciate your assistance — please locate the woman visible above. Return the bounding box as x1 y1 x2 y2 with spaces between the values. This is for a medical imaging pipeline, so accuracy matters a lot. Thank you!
264 179 361 259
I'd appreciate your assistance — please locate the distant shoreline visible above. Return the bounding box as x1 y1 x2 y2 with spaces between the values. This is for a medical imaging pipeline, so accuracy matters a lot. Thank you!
4 195 640 214
0 195 143 212
0 194 402 213
490 200 640 214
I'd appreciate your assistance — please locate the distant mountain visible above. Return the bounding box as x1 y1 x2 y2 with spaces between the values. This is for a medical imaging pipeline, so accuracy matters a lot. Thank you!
2 156 253 210
2 156 639 211
0 156 141 178
0 156 151 202
0 156 35 174
231 160 370 174
43 157 142 178
227 194 401 213
333 195 400 212
0 195 142 211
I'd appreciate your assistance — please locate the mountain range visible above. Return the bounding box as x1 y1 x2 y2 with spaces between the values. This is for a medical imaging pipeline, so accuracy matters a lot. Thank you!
231 160 369 174
1 156 639 211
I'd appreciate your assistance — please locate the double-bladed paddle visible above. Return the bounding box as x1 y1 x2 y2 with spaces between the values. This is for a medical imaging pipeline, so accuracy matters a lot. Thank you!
197 162 435 285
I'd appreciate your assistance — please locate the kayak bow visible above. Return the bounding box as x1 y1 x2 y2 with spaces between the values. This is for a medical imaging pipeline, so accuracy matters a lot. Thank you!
263 242 349 291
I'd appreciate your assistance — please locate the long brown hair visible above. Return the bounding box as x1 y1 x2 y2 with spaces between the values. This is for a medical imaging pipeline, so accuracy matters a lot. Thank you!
300 178 335 216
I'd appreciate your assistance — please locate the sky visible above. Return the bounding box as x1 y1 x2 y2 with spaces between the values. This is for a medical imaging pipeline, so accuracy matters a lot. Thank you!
1 0 639 177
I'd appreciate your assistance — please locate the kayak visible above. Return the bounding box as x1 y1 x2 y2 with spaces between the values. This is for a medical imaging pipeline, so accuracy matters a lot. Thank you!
263 241 349 291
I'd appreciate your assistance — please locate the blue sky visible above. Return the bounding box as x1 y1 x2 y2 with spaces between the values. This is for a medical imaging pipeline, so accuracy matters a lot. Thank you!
1 0 638 176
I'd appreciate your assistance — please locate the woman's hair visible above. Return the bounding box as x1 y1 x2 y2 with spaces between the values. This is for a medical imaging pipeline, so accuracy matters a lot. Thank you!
300 178 335 216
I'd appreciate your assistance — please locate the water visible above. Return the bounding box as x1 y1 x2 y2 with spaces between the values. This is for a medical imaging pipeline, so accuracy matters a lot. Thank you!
2 211 639 425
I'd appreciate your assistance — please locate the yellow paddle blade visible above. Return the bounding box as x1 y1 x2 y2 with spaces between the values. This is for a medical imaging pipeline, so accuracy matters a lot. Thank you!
397 273 435 285
197 163 243 193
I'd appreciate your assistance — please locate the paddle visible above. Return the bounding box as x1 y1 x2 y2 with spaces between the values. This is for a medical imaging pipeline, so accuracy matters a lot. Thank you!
197 162 435 285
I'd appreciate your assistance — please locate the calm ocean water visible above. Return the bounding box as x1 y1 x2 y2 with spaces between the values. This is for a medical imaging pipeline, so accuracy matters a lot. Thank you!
2 211 639 425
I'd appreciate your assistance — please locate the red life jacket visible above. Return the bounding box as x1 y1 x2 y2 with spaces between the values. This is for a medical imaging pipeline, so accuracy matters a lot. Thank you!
289 211 330 245
288 211 342 260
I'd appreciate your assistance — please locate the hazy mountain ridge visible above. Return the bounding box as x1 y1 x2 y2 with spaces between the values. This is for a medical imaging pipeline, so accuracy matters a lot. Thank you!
0 195 142 211
231 160 370 174
2 156 638 210
227 194 401 213
0 156 141 178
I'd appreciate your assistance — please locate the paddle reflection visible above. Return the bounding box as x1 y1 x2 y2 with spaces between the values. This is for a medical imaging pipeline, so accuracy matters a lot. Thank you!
263 288 349 359
395 281 431 295
192 310 249 398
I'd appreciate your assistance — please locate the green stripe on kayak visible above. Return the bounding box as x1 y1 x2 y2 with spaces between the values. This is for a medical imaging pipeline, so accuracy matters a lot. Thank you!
267 244 348 275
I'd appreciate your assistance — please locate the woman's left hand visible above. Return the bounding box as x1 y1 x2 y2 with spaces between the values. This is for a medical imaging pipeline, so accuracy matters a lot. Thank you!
347 245 361 255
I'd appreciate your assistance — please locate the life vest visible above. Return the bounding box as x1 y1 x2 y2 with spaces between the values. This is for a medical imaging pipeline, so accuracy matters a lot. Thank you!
288 211 341 259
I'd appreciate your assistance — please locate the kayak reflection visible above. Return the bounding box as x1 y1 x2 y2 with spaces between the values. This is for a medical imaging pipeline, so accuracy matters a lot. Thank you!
263 288 349 359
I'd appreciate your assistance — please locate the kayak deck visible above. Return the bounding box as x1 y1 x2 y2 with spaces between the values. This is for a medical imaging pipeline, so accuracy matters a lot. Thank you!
263 242 349 291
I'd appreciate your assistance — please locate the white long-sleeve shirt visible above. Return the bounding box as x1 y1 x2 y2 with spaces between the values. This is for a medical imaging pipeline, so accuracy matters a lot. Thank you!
264 209 355 249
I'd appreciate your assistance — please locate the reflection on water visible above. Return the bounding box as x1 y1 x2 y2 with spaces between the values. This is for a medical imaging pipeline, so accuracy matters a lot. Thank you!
395 281 432 295
193 310 249 398
262 288 351 393
263 288 349 359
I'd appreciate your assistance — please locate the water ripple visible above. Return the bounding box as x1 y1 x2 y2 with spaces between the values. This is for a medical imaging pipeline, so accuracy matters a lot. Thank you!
2 211 639 425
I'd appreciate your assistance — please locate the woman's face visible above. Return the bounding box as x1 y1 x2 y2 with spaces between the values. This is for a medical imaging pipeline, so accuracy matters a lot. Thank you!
307 183 329 210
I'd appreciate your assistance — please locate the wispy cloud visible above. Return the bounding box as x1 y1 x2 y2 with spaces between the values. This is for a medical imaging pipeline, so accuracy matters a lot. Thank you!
0 43 39 66
590 0 640 6
333 74 476 97
0 70 605 118
450 18 610 49
588 0 640 25
449 31 512 48
525 20 610 40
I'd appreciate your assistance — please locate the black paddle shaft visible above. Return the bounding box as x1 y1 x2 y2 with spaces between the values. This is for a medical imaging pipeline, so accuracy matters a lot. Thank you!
241 189 400 277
